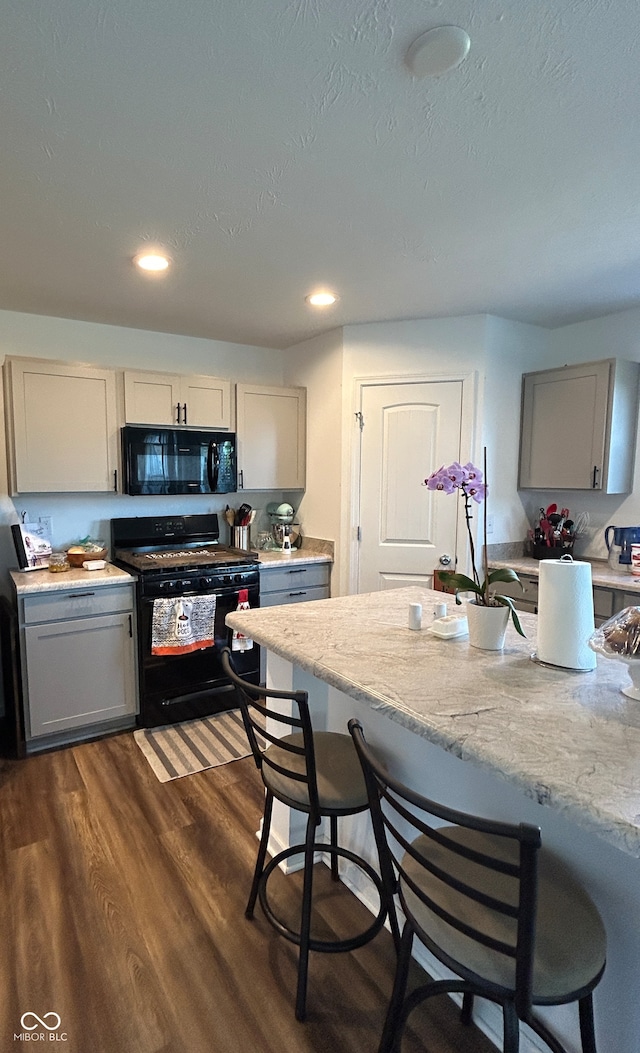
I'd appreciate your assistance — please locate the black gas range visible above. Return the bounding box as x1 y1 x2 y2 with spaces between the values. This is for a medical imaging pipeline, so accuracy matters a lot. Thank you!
111 514 260 728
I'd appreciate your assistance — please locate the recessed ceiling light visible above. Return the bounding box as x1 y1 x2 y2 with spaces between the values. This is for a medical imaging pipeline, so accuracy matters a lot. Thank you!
134 253 171 272
306 291 338 307
405 26 471 78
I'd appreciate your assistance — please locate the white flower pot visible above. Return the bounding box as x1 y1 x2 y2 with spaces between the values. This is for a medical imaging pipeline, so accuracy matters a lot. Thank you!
466 601 510 651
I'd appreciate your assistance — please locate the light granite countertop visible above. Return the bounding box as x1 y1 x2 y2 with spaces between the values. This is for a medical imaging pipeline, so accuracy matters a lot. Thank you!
10 563 135 594
255 537 333 570
491 555 640 592
227 585 640 858
257 550 332 569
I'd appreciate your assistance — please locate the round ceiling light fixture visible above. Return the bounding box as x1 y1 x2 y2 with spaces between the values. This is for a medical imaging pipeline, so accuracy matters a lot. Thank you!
134 252 171 273
405 25 471 78
306 291 338 307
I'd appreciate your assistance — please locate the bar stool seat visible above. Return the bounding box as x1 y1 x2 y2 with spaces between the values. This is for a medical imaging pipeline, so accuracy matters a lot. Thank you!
404 828 606 1001
263 731 370 811
221 649 390 1021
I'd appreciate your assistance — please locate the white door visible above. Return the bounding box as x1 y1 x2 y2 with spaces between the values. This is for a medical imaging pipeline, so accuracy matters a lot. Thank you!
357 379 464 593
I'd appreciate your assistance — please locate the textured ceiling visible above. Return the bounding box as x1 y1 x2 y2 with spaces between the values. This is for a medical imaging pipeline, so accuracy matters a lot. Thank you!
1 0 640 349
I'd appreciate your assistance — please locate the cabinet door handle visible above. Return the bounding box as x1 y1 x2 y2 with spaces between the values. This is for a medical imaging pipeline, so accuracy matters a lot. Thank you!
287 568 307 574
239 469 244 489
183 403 188 425
113 469 118 492
289 591 307 597
66 592 96 598
176 402 182 424
128 614 133 637
592 465 600 488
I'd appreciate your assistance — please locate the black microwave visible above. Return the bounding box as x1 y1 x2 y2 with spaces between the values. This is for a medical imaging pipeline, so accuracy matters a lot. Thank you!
121 426 237 496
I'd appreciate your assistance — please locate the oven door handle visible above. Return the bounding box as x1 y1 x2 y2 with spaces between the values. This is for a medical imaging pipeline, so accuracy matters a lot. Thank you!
207 441 219 492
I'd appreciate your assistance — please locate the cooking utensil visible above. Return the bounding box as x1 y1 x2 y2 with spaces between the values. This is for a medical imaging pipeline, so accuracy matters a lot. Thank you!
235 502 252 526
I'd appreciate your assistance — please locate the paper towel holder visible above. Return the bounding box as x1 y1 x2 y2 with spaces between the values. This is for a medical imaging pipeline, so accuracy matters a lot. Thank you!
529 652 595 674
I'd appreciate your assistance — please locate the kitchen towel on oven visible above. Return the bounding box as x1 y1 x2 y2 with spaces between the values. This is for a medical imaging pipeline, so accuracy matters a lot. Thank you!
151 596 216 655
231 588 253 651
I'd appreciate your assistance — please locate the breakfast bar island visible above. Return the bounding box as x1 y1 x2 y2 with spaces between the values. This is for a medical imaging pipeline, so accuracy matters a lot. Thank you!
227 586 640 1053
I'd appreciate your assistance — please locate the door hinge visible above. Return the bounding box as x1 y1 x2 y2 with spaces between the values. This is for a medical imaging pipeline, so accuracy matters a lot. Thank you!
356 525 362 542
355 411 364 430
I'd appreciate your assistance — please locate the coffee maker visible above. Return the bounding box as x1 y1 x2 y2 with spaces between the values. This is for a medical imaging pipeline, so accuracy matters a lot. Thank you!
605 525 640 570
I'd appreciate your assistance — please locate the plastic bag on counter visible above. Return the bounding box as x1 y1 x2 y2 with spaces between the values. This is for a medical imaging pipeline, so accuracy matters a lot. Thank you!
589 607 640 659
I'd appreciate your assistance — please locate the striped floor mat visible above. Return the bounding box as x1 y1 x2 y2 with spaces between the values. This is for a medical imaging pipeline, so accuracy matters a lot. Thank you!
133 709 253 782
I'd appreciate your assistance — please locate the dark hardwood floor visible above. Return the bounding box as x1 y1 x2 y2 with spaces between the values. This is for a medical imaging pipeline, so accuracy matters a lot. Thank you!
0 731 496 1053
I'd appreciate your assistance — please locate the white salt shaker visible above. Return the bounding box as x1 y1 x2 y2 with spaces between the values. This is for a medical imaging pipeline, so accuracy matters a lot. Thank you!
434 601 447 619
408 602 422 631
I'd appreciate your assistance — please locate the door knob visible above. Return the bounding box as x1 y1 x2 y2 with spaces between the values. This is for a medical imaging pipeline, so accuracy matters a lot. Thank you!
439 553 452 566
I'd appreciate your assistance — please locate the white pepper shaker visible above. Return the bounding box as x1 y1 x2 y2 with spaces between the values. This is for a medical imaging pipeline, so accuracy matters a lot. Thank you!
408 602 422 631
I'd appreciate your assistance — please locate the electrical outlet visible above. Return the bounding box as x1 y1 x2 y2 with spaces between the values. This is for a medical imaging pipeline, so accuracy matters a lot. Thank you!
485 514 494 535
37 515 53 540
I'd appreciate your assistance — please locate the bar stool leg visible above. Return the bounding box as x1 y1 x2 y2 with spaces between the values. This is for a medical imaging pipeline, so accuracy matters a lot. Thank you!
246 790 274 919
295 814 317 1022
578 995 597 1053
330 815 339 881
502 1001 520 1053
378 923 414 1053
461 991 474 1025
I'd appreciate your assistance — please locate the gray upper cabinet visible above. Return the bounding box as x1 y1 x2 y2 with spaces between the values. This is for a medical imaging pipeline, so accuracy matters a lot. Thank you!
236 383 306 489
4 356 119 494
123 369 232 429
518 358 640 492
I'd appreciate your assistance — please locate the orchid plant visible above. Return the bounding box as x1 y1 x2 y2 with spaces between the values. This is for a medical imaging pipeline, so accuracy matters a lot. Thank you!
425 452 525 636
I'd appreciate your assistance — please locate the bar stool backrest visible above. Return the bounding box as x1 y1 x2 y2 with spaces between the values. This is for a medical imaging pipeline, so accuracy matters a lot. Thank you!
349 719 543 1018
221 648 321 823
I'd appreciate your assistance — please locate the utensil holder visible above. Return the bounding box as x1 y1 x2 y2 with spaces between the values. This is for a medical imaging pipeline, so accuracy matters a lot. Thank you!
232 526 250 550
531 540 575 561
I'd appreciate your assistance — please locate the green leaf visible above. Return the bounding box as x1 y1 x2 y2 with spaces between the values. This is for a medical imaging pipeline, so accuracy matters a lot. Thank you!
488 567 522 588
494 594 526 637
436 572 482 594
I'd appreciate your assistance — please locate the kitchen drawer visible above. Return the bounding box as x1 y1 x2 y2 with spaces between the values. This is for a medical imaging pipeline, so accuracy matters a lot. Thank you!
23 584 135 624
593 587 614 621
260 563 330 594
260 585 329 607
491 575 539 604
617 591 640 612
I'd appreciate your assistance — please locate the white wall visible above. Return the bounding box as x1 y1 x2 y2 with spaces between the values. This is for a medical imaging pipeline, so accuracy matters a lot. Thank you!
281 313 562 594
285 327 344 581
483 314 550 544
4 302 639 593
0 309 285 583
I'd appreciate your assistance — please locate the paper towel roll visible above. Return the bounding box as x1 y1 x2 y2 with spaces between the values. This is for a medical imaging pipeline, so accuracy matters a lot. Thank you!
537 557 596 671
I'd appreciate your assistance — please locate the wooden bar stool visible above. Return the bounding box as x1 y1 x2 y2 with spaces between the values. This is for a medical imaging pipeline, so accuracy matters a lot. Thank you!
349 718 606 1053
221 649 391 1021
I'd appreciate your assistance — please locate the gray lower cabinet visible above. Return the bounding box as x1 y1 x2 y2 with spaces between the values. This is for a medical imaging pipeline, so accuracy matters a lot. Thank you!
494 570 620 626
260 561 331 607
19 584 138 748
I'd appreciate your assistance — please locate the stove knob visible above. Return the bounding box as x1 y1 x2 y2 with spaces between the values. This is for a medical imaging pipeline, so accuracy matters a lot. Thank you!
223 574 232 584
200 576 214 589
160 579 177 592
180 579 191 590
234 574 243 583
